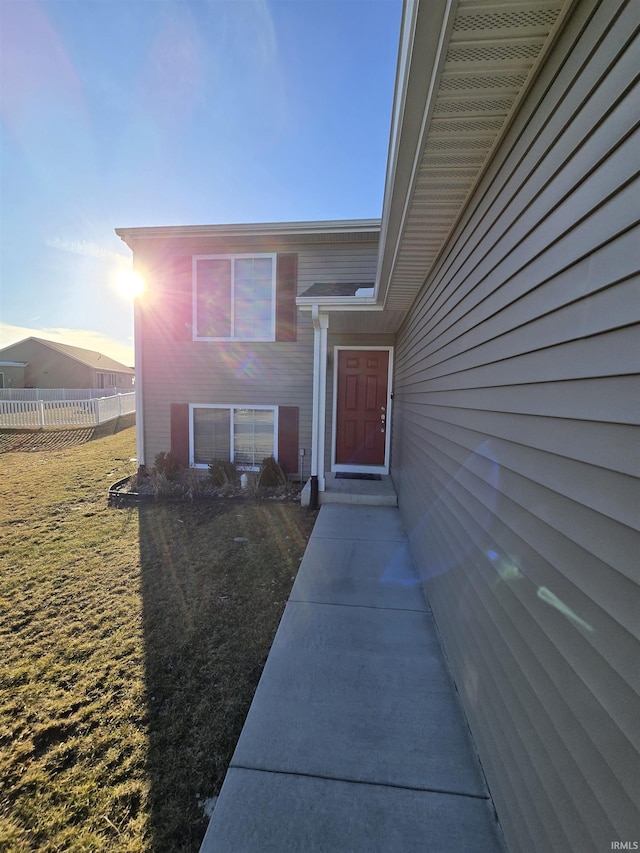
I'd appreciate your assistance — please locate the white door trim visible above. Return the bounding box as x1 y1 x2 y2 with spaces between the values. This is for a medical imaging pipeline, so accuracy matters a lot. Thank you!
331 346 393 475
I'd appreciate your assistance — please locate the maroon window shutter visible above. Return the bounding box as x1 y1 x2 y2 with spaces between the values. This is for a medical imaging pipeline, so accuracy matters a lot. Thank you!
275 254 297 342
277 406 299 474
172 256 193 341
170 404 190 467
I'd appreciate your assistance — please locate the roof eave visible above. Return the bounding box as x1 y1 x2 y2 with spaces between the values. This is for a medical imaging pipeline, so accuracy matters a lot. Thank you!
374 0 456 306
116 218 381 250
375 0 575 319
33 337 134 374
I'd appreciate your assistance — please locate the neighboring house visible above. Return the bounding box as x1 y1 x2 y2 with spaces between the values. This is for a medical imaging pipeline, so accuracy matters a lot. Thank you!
0 337 135 390
117 1 639 852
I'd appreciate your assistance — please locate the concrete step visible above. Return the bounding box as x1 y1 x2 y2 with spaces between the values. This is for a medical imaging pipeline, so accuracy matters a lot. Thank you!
301 473 398 507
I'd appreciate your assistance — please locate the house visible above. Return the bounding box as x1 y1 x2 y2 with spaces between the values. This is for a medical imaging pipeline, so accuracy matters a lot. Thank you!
114 220 384 478
0 337 135 390
116 0 639 851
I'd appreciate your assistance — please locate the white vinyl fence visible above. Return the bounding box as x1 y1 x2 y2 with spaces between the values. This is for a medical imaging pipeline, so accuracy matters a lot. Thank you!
0 388 121 401
0 393 135 428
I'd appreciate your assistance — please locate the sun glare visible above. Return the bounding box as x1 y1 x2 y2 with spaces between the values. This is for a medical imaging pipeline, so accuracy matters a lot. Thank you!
116 269 145 299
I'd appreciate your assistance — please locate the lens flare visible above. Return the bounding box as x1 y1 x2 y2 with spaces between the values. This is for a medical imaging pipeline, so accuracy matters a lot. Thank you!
116 269 145 299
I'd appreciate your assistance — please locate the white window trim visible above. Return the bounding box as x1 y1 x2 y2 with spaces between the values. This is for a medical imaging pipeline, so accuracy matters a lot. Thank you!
189 404 279 470
97 371 117 388
192 253 277 342
330 346 394 475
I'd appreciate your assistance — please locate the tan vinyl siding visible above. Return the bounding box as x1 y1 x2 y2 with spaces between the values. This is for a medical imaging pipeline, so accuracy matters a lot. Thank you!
391 2 640 852
0 365 26 387
297 245 378 292
141 329 314 470
139 241 378 468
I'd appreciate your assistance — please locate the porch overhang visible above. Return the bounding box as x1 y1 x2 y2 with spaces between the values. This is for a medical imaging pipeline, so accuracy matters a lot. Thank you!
297 299 382 311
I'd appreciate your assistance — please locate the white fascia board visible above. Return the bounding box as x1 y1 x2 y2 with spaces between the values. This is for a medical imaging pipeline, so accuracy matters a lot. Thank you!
297 299 383 312
377 0 421 262
116 219 381 246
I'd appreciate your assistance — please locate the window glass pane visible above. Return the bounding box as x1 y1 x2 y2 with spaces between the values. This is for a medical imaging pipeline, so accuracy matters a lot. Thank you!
232 307 252 340
234 278 254 302
252 276 272 301
196 259 231 337
252 257 272 278
233 409 274 468
253 300 272 338
234 258 254 283
234 300 271 340
233 256 273 339
193 408 231 465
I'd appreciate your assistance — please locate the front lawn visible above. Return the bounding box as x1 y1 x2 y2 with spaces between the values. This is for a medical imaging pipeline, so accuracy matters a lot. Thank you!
0 426 315 851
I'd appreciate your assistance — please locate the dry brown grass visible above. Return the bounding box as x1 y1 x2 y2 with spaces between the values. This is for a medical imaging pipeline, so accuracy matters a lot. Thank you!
0 426 316 851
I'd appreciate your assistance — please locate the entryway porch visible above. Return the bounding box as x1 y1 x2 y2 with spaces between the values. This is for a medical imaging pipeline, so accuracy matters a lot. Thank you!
301 472 397 507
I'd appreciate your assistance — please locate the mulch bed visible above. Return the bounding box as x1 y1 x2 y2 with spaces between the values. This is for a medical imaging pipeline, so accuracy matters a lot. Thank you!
109 474 305 508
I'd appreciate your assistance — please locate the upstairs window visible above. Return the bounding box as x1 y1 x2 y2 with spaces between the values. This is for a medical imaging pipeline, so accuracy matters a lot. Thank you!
193 254 276 341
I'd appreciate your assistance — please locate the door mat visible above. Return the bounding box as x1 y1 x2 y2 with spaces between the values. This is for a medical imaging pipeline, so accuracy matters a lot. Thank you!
335 472 382 481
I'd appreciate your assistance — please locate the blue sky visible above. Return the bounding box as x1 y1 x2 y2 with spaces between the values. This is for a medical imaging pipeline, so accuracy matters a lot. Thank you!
0 0 401 365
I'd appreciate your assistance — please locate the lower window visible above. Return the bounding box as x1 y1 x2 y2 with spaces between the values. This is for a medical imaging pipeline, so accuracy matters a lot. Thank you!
191 405 276 470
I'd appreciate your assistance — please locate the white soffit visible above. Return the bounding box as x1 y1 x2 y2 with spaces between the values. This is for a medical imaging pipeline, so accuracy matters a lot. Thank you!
384 0 573 312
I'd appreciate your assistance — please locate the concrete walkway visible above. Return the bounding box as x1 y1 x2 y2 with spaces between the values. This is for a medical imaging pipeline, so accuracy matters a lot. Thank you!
200 505 506 852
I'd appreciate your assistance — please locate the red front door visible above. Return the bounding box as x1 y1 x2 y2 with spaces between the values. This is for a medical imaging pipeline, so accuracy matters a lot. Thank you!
335 350 389 466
